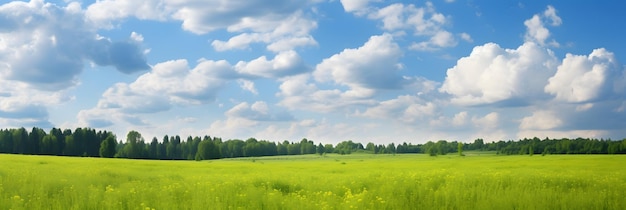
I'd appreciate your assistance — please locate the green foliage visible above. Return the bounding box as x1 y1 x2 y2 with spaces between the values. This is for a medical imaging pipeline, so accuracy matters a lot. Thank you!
195 139 220 160
1 154 625 210
99 136 117 158
316 143 325 156
119 131 146 159
1 127 626 163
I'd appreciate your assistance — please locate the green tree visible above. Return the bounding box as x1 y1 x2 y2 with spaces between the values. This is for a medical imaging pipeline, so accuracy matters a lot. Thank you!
458 142 463 156
99 136 117 158
277 141 288 155
12 127 28 154
324 144 334 154
28 127 45 155
300 138 315 154
424 141 437 156
148 137 158 159
195 139 220 160
40 134 58 155
366 142 376 153
123 130 144 159
472 138 484 151
316 143 325 155
436 140 447 155
0 130 13 153
387 143 396 154
287 142 301 155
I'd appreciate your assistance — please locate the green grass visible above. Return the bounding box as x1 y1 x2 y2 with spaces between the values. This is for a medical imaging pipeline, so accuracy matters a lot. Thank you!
0 154 624 209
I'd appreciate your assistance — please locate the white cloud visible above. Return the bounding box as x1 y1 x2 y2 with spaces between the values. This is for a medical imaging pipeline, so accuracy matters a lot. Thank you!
0 1 149 91
440 42 558 106
370 3 406 31
471 112 499 129
427 110 508 142
451 111 468 126
410 31 457 51
130 31 144 42
85 0 169 27
238 79 258 95
267 36 317 52
519 110 562 130
234 50 309 78
314 34 405 93
524 5 561 46
205 102 298 141
340 0 378 14
278 34 439 115
78 59 234 127
225 101 294 122
344 1 457 51
87 0 318 52
543 5 562 26
545 48 623 103
365 2 449 35
459 32 473 43
131 59 232 105
276 75 377 113
524 15 549 45
173 1 307 34
356 95 437 123
405 2 447 36
87 0 307 33
211 12 318 52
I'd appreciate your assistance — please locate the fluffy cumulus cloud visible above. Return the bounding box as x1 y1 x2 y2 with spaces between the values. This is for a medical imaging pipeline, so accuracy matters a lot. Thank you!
524 5 561 46
0 0 149 91
0 78 71 128
278 33 440 116
234 50 309 78
545 48 624 103
353 1 461 51
277 75 378 113
87 0 318 52
410 30 457 51
356 95 437 124
366 2 447 34
87 0 302 32
440 42 558 106
78 59 233 127
314 34 406 94
3 1 626 143
0 0 149 127
79 49 310 128
211 11 318 52
519 110 562 130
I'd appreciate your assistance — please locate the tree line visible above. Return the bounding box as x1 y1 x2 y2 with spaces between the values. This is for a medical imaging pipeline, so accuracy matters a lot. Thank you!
0 127 625 160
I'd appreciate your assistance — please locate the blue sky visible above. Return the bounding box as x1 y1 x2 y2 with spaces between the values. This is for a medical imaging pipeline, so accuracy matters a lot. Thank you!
1 0 626 144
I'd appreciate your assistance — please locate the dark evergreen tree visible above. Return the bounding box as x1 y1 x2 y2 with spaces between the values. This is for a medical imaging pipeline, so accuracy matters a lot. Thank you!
317 143 325 155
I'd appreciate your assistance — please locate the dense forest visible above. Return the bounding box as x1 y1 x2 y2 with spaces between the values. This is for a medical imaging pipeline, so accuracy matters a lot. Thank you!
0 127 625 160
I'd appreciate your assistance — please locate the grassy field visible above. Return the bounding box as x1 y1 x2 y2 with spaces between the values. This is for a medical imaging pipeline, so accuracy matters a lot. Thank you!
0 153 624 209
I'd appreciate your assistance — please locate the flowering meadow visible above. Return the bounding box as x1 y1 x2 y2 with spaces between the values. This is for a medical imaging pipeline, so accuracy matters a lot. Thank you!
0 153 624 209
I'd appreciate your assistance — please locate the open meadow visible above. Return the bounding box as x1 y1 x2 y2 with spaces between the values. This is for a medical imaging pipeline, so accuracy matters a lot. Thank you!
0 153 624 209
